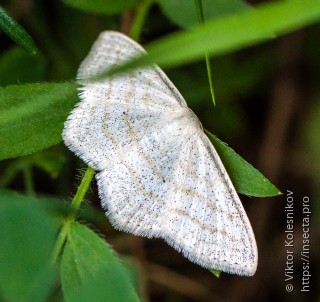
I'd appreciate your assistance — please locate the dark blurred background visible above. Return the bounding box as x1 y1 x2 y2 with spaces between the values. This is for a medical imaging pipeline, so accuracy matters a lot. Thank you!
0 0 319 301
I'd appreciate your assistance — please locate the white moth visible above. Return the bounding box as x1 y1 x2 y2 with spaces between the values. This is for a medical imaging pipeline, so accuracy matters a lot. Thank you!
63 31 258 276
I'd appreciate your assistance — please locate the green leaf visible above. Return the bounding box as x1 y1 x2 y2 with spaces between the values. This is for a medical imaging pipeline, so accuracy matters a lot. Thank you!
158 0 251 29
62 0 141 15
121 257 141 293
103 0 320 77
60 222 140 302
0 82 78 161
205 130 281 197
0 6 37 54
209 268 221 278
0 47 46 85
0 191 59 302
32 151 66 178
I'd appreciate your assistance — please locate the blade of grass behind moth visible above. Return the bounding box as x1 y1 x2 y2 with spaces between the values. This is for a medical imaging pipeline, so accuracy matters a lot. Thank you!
91 0 320 81
129 0 154 41
195 0 216 106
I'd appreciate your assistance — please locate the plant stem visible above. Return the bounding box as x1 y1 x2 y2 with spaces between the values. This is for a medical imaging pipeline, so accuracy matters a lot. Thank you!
195 0 205 25
70 166 95 212
51 166 95 263
129 0 154 41
194 0 216 106
23 164 35 196
0 161 20 187
204 54 215 105
51 219 71 264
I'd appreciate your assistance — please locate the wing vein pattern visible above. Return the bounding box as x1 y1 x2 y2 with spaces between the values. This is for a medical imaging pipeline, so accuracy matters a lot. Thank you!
63 31 258 276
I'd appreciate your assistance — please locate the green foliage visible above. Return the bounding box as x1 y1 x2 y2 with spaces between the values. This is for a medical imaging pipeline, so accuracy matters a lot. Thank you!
105 0 320 74
159 0 251 29
0 191 59 302
62 0 141 15
0 47 46 85
0 82 78 160
61 222 140 302
0 6 37 54
194 0 216 105
32 151 66 178
1 0 318 301
206 131 281 197
209 269 221 278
